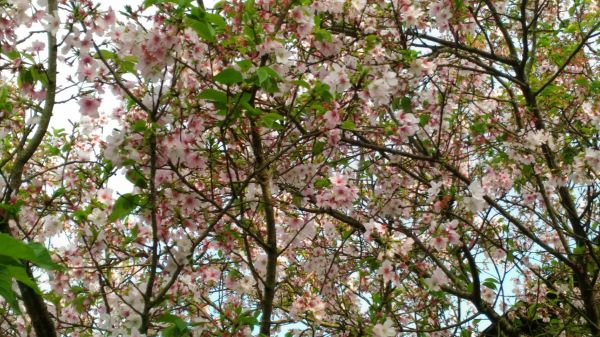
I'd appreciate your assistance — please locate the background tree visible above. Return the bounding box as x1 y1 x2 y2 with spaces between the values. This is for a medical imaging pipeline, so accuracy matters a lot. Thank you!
0 0 598 336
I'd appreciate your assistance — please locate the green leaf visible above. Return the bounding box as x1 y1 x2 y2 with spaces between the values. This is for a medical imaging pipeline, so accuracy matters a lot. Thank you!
132 120 148 133
205 13 227 31
158 314 190 336
419 114 430 127
244 0 256 14
5 265 41 294
257 66 281 82
126 169 148 188
256 66 282 92
391 97 401 110
0 234 58 270
27 243 63 270
18 68 34 88
291 79 310 88
527 303 537 319
30 65 48 87
482 277 498 290
259 112 284 129
470 120 488 135
73 208 91 223
521 164 534 177
239 313 259 326
256 67 270 85
340 119 356 130
158 313 185 324
561 146 578 164
198 89 228 104
142 0 177 8
314 29 332 42
51 187 65 199
401 96 412 113
0 268 20 314
312 82 333 102
242 101 262 117
0 86 7 100
2 49 20 60
108 193 139 222
312 141 326 155
213 68 243 85
0 237 59 301
95 49 117 60
185 17 215 42
236 59 253 72
314 177 331 188
120 60 137 74
292 195 303 207
372 293 381 304
0 203 20 219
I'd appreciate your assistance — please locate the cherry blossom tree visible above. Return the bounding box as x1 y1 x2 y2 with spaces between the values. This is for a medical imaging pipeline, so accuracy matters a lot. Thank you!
0 0 599 337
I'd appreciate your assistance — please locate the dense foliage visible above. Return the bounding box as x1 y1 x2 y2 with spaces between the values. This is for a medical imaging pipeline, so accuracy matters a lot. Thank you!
0 0 599 336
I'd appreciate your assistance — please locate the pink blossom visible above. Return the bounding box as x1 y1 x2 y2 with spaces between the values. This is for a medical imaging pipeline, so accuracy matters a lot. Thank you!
291 6 314 37
584 148 600 170
78 33 93 53
373 318 396 337
410 59 437 78
323 109 341 129
431 235 448 251
316 183 357 210
103 7 116 27
78 53 98 81
401 6 423 28
378 260 395 283
30 40 45 53
463 181 486 212
185 152 207 170
482 287 496 304
79 96 101 118
201 267 220 283
523 192 540 206
330 173 347 186
290 293 327 321
96 188 113 204
368 72 397 106
364 220 387 239
297 21 314 37
446 229 460 245
395 111 419 141
322 65 351 93
43 13 60 35
327 128 341 145
425 267 449 291
524 130 548 149
314 37 343 57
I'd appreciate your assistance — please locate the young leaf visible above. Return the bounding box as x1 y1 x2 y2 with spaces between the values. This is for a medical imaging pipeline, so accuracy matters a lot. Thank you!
199 89 228 104
5 265 41 294
214 68 243 85
108 193 139 222
0 268 20 314
259 112 284 129
0 234 60 271
0 233 34 261
185 17 216 42
401 96 412 113
341 119 356 130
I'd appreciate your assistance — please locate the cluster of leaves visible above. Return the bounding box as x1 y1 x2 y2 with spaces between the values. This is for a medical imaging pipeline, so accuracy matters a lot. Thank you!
0 232 62 312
